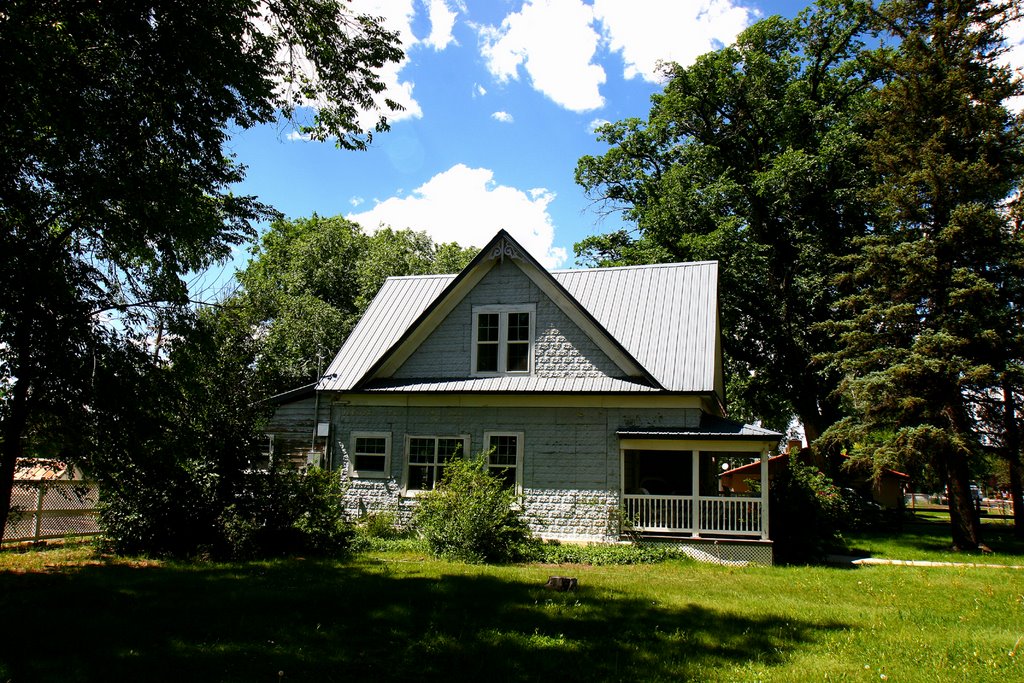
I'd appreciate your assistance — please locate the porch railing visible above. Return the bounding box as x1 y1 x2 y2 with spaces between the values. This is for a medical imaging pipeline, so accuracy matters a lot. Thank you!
622 494 764 538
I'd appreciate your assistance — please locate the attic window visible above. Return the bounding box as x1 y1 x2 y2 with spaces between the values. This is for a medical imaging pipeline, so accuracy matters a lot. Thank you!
472 305 535 375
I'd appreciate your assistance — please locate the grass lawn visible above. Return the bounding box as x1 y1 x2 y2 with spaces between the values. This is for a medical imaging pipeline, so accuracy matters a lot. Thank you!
839 512 1024 566
1 541 1022 682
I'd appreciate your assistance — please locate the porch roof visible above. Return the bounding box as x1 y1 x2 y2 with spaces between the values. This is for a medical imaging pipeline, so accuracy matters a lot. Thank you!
617 414 782 441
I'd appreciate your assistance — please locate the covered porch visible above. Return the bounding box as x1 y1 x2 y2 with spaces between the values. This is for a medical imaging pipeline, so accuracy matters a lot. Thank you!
618 421 780 541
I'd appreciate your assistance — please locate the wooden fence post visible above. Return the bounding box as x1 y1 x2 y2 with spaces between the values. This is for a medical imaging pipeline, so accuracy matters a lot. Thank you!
33 482 45 543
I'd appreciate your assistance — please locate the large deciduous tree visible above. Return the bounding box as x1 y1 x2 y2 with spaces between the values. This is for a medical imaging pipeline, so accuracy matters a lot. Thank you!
0 0 403 539
822 0 1024 550
575 3 876 437
235 218 476 393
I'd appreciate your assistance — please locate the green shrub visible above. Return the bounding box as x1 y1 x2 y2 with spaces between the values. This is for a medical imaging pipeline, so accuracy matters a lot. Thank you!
220 464 352 559
768 457 848 563
355 510 402 540
411 456 532 563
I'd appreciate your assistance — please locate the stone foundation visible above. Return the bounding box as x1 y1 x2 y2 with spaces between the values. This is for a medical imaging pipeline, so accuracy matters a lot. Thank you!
339 477 620 543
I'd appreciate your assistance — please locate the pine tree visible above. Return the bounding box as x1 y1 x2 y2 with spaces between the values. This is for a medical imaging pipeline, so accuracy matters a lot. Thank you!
824 0 1024 549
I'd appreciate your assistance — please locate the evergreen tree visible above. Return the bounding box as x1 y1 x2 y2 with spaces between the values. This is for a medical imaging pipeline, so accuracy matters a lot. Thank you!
823 0 1024 549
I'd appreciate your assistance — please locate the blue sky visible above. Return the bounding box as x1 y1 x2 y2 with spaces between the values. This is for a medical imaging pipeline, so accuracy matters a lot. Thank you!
219 0 839 280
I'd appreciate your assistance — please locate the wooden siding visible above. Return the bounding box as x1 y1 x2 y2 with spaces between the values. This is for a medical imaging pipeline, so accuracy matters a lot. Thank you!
264 395 330 469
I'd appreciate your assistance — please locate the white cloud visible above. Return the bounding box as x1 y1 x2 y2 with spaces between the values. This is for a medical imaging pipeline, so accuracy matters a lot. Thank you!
475 83 487 97
423 0 459 50
477 0 756 111
286 130 313 142
479 0 606 112
594 0 755 82
491 111 514 123
350 196 365 207
587 118 610 134
347 164 567 267
349 0 422 127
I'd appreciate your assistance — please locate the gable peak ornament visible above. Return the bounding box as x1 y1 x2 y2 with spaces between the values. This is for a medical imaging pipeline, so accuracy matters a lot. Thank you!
488 234 523 262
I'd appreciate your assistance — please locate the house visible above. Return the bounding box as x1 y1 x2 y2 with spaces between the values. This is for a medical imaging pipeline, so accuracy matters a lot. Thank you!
719 449 910 509
266 230 782 564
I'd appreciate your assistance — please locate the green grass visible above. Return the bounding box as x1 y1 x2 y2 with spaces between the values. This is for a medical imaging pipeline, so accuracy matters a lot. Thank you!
838 512 1024 566
1 540 1023 682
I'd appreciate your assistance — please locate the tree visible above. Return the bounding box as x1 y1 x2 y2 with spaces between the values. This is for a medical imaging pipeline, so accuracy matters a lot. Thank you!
235 218 476 392
821 0 1024 549
0 0 403 539
575 3 876 437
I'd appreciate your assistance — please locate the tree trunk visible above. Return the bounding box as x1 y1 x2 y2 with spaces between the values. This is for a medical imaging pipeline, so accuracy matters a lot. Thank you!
1001 383 1024 538
945 446 981 551
1009 452 1024 539
0 375 30 542
0 311 35 542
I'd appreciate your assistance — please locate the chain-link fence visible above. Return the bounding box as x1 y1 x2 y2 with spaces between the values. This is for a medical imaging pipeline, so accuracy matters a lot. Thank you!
3 480 101 544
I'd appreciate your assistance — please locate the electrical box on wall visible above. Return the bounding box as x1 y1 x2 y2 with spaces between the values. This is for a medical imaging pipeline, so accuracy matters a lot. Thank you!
306 450 322 468
316 422 330 437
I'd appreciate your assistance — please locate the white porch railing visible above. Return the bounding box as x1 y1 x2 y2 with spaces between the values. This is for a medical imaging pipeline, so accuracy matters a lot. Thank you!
622 494 764 538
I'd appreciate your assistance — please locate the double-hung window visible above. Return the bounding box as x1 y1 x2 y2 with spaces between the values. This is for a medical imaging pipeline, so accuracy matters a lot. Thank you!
472 305 535 375
406 435 469 492
350 432 391 479
484 431 523 491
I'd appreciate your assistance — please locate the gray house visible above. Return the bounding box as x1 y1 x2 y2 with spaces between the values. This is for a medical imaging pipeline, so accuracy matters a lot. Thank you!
268 230 780 563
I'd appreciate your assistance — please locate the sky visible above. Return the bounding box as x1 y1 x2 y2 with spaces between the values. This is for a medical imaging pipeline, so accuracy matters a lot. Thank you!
222 0 1024 285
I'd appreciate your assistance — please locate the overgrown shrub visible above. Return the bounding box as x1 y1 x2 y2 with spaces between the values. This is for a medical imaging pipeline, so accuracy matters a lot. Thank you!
102 461 352 560
220 465 352 559
768 458 848 563
412 456 532 563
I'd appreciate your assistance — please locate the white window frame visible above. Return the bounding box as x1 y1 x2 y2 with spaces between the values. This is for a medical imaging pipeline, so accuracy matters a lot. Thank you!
471 304 536 376
483 431 524 492
349 431 392 479
403 434 471 494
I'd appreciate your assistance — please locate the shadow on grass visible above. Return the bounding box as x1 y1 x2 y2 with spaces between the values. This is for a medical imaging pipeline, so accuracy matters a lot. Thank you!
0 557 848 682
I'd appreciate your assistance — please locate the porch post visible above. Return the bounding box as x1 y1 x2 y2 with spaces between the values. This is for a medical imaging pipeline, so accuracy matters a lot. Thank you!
691 449 701 537
760 447 770 540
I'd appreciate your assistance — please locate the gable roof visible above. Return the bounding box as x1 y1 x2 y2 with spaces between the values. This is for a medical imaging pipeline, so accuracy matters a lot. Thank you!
319 230 722 397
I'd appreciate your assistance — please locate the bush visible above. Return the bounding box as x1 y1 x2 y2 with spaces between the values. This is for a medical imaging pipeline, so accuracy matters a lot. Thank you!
101 459 352 560
768 458 848 564
220 465 352 559
412 456 532 563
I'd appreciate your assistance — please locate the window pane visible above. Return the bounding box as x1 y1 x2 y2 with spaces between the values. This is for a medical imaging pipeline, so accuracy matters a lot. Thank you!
489 435 518 466
355 437 386 454
506 342 529 372
438 438 463 460
355 454 385 472
477 313 499 342
490 466 517 489
408 464 433 490
507 312 530 341
408 438 436 464
477 343 498 372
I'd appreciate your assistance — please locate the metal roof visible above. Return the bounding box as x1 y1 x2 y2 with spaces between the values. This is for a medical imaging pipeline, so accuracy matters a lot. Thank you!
320 274 454 391
617 413 783 441
318 241 721 395
362 376 661 393
551 262 718 392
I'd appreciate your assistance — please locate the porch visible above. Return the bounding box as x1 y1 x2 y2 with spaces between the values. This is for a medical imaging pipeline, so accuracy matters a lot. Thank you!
618 421 778 542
